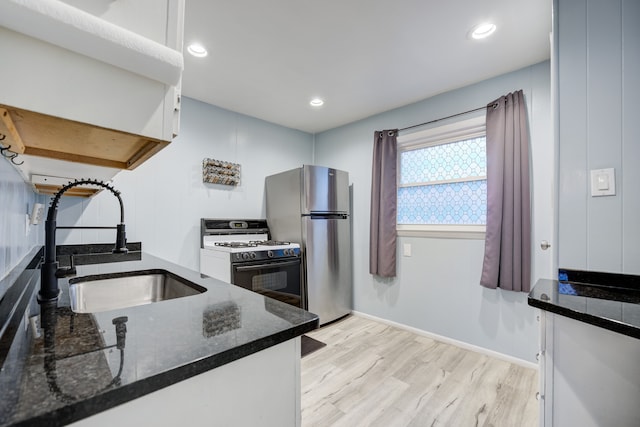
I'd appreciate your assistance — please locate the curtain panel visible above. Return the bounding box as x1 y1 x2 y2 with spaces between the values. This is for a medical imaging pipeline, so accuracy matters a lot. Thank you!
480 90 532 292
369 129 398 277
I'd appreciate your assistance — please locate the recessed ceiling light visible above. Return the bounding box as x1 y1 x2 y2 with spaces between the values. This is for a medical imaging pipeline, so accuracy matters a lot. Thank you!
470 23 496 40
310 98 324 107
187 43 208 57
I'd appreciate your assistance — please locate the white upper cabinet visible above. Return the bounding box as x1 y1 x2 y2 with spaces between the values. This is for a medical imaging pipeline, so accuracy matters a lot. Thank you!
0 0 185 195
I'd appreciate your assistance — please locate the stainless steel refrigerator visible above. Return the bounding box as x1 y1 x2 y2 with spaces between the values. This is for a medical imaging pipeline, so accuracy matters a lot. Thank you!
265 165 352 325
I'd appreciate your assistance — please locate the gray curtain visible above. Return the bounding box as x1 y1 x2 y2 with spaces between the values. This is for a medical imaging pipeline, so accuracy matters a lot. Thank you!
480 90 531 292
370 129 398 277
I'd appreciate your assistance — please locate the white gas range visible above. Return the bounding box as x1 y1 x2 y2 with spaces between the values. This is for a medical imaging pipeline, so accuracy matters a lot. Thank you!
199 219 303 308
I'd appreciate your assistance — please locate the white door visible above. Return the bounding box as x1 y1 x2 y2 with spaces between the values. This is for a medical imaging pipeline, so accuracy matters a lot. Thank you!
531 70 557 283
535 30 559 427
530 95 555 426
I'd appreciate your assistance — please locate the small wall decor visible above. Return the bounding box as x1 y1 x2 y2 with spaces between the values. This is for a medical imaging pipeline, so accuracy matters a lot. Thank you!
202 158 240 186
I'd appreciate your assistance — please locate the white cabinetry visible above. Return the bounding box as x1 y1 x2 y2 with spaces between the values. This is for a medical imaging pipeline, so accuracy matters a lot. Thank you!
0 0 184 194
538 311 640 427
70 338 302 427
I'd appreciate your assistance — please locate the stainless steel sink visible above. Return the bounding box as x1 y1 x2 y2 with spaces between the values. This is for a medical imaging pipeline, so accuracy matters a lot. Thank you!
68 270 207 313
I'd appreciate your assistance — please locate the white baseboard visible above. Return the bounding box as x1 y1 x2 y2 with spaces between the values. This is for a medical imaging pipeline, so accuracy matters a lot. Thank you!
351 310 538 370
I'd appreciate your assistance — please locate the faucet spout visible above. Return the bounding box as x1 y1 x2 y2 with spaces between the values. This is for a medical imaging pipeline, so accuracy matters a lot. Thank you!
39 179 128 303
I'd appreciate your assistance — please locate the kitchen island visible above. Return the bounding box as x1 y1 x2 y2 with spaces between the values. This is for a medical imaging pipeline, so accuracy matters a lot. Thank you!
528 269 640 427
0 246 318 426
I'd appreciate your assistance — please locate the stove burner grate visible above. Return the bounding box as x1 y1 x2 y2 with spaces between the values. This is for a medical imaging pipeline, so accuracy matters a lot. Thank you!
214 242 258 248
250 240 292 246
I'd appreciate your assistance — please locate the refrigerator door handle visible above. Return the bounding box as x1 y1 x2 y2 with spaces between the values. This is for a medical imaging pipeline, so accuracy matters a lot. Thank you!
308 213 349 220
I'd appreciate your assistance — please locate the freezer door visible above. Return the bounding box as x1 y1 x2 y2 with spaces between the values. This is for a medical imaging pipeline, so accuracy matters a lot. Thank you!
303 215 352 324
302 165 349 214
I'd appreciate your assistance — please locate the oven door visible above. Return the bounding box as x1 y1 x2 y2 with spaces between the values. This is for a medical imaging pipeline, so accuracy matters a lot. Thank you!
231 258 302 308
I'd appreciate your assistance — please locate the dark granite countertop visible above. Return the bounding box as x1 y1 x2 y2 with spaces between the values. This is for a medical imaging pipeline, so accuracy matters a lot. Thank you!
0 247 318 427
528 269 640 339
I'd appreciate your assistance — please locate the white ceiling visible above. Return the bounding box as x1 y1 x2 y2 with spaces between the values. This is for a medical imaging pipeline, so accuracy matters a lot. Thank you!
182 0 551 134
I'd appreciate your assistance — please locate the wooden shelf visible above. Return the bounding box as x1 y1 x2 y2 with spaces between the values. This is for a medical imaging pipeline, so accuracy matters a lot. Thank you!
0 104 170 170
34 185 100 198
30 175 104 198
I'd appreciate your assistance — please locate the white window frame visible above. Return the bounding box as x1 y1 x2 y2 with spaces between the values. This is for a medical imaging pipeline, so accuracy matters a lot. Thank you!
397 115 487 239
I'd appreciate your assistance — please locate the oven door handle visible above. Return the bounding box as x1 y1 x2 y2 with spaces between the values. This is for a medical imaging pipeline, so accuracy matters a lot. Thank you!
234 260 300 271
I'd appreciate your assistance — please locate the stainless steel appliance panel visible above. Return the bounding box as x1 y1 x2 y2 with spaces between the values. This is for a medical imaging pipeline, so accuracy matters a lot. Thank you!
266 165 352 325
265 168 304 244
302 215 352 323
302 165 349 214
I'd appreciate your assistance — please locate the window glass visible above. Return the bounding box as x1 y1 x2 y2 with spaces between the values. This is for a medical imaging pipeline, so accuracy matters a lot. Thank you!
398 180 486 224
398 134 487 226
399 137 486 184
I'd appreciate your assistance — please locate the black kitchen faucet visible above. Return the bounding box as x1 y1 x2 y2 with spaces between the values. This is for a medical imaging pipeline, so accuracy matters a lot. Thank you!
39 179 128 302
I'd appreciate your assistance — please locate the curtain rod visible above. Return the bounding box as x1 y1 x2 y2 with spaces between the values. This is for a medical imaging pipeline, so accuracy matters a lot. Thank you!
398 105 488 133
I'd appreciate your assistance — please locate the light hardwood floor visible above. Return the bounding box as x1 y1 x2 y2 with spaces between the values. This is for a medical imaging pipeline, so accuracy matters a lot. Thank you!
301 315 538 427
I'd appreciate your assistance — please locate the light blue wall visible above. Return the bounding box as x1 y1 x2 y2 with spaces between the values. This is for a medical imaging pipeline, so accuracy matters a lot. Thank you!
557 0 640 274
0 157 44 282
53 66 552 363
314 62 551 362
56 98 314 271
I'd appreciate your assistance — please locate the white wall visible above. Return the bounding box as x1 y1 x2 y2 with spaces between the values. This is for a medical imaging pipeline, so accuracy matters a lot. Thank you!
0 157 44 283
314 62 551 363
557 0 640 274
56 98 313 271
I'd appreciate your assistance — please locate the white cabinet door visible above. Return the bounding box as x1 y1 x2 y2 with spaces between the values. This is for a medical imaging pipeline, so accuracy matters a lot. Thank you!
70 338 302 427
543 314 640 427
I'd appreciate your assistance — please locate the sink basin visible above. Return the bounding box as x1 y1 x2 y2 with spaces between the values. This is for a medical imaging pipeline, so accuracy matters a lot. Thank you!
68 269 207 313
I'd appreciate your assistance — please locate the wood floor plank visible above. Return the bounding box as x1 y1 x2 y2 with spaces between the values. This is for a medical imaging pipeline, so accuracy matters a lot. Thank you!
302 314 538 427
422 357 511 426
301 400 345 427
483 364 538 427
372 361 455 426
330 376 410 427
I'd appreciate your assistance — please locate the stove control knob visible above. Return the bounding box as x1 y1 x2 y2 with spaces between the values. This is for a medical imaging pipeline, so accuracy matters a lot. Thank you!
242 253 249 260
250 252 256 259
267 250 274 258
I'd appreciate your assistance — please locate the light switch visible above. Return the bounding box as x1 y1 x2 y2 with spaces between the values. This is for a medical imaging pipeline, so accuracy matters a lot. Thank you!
403 243 412 257
596 174 609 190
590 168 615 197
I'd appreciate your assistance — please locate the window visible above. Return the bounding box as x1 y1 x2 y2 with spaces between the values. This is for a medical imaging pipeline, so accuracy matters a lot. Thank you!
397 116 487 238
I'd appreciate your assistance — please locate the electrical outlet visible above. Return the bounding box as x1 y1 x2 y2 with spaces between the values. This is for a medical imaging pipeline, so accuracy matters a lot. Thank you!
30 203 44 225
25 214 30 236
